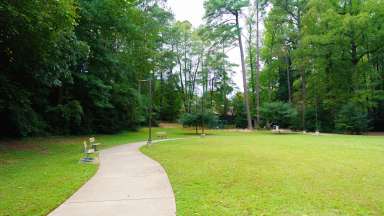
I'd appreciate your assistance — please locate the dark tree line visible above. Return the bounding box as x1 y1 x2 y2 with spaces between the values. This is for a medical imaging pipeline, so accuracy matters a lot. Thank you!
0 0 238 137
260 0 384 133
0 0 181 137
200 0 384 133
2 0 383 137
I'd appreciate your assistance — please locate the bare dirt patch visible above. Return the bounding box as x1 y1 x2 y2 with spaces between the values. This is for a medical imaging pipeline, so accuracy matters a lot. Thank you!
159 122 181 128
225 129 253 133
0 158 18 165
367 132 384 136
0 140 39 151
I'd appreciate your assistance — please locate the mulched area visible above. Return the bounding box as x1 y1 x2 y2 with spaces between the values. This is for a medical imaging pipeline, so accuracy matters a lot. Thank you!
367 132 384 136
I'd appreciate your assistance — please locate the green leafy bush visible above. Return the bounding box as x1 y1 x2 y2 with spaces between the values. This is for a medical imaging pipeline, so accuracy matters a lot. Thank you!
0 78 46 137
335 102 370 134
179 113 198 127
179 112 219 129
45 100 83 134
231 93 247 128
260 102 298 128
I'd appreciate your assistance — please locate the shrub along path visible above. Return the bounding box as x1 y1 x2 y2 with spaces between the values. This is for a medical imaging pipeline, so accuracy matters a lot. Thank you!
49 140 177 216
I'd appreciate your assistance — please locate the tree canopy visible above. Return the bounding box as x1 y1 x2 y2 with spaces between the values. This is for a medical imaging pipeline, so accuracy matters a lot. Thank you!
1 0 383 136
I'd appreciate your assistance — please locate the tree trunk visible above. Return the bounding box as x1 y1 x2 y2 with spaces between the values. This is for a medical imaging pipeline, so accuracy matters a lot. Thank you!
210 77 214 107
158 69 164 120
297 9 306 131
301 70 306 131
201 53 206 135
286 55 292 103
255 0 261 128
183 41 190 113
222 44 228 116
177 56 187 112
236 13 253 130
268 79 272 101
248 22 255 105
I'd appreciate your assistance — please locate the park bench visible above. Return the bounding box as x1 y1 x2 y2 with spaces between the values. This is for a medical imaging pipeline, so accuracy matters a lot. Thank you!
272 125 281 134
81 137 101 163
156 131 168 139
82 141 95 162
89 137 101 151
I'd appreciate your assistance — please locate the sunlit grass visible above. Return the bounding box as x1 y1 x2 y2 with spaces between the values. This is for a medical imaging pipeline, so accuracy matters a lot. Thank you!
142 131 384 215
0 127 193 216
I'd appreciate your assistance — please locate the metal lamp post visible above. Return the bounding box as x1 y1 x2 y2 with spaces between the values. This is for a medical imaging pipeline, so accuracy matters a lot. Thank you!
139 79 153 146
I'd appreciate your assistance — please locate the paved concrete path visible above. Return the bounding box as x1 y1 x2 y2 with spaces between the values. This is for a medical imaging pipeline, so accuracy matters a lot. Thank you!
49 141 176 216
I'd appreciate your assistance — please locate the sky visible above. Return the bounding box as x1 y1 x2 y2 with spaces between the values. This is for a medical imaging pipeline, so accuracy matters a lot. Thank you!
167 0 244 91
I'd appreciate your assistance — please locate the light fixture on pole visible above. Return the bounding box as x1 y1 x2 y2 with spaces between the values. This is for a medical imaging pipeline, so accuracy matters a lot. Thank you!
139 78 153 146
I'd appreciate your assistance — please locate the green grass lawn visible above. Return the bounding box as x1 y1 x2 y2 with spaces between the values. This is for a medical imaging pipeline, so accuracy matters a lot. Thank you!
0 127 193 216
142 131 384 215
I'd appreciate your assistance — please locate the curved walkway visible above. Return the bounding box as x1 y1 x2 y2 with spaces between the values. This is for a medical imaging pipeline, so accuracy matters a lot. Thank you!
49 141 176 216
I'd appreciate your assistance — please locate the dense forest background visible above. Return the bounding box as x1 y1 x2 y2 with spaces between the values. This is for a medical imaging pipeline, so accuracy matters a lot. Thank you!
259 0 384 133
1 0 383 137
1 0 180 136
